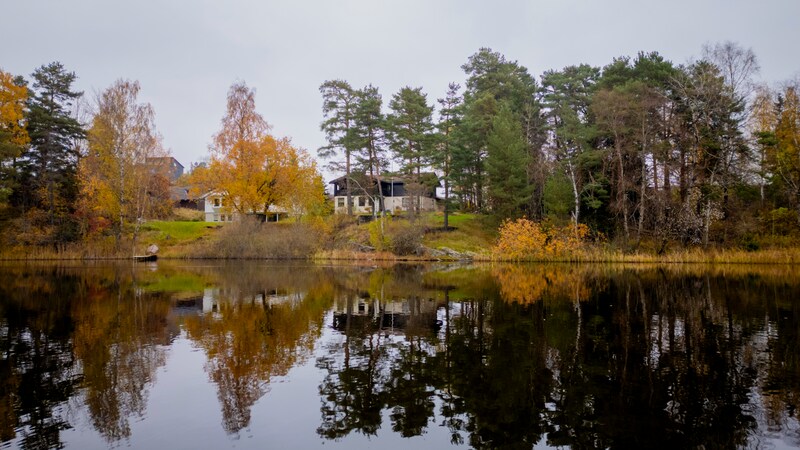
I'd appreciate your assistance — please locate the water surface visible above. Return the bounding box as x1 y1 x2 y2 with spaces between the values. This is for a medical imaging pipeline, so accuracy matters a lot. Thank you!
1 261 799 449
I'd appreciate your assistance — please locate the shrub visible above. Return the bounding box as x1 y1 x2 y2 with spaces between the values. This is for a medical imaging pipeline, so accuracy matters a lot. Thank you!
387 220 423 256
493 218 591 260
367 218 424 255
197 217 322 258
764 207 799 236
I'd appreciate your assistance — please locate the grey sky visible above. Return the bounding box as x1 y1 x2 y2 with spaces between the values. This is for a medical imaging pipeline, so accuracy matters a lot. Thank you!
2 0 798 172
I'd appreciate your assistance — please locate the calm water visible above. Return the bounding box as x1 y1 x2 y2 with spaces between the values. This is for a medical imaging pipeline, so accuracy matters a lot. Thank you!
1 261 799 449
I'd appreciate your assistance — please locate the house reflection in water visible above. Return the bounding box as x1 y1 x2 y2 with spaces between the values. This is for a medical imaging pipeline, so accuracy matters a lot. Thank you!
331 294 443 336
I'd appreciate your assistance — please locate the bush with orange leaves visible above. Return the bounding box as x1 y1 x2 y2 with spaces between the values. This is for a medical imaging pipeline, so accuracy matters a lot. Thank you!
493 218 592 260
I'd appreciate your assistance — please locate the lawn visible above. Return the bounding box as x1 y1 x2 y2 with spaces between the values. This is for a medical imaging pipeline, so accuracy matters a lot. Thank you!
142 221 220 241
422 212 497 254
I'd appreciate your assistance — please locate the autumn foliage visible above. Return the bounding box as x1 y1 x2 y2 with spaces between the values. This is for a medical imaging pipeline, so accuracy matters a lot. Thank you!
491 264 594 304
493 218 592 260
190 81 324 218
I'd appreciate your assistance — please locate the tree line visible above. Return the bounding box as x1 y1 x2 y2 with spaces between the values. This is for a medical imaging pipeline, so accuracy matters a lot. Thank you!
319 43 800 249
0 64 323 252
0 63 174 249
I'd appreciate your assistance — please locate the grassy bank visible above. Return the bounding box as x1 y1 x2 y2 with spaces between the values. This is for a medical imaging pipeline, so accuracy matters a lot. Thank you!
0 213 798 264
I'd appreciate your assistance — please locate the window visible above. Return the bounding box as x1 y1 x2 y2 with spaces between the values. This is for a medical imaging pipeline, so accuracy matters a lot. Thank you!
358 196 366 207
337 198 345 208
213 198 220 207
401 197 410 208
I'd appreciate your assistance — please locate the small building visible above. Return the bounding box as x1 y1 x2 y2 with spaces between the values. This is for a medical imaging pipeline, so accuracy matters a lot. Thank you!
329 174 439 215
146 156 184 182
198 191 288 222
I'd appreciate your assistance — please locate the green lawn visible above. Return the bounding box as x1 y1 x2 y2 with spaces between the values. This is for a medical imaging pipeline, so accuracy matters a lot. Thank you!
422 212 497 254
142 221 220 241
141 273 208 292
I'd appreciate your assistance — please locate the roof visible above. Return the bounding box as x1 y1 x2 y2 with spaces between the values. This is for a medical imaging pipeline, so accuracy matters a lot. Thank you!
146 156 184 169
329 173 440 187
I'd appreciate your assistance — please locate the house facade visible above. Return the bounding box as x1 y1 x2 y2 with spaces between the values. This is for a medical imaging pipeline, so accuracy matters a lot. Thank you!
329 175 439 215
198 191 288 222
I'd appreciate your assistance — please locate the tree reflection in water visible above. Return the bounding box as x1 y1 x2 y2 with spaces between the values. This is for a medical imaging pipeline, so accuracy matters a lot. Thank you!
0 263 799 448
181 264 333 434
0 265 173 448
316 264 800 449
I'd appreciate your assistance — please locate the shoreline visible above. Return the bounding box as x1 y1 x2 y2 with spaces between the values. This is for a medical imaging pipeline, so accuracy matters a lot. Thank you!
0 247 797 265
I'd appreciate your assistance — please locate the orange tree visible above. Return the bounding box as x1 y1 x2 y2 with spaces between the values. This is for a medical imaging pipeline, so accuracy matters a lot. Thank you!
191 81 324 218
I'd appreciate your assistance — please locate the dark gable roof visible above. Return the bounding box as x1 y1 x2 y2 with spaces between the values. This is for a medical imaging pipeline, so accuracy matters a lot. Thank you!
329 173 440 187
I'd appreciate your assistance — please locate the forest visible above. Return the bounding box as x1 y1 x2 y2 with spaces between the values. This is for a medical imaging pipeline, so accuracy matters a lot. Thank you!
1 41 799 256
318 42 800 252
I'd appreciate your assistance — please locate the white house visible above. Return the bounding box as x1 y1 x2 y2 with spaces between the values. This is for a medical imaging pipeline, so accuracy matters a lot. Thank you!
198 191 288 222
329 175 439 216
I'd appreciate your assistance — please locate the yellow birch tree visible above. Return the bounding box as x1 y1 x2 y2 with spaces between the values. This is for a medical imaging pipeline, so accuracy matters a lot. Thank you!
191 81 324 218
81 79 168 251
0 69 28 203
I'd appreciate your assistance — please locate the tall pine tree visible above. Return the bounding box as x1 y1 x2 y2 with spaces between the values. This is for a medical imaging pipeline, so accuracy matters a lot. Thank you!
319 80 358 215
386 86 435 214
18 62 86 243
486 103 531 220
434 83 462 229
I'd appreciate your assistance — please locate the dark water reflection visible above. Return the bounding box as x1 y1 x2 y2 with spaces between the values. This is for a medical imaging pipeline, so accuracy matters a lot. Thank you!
0 262 799 449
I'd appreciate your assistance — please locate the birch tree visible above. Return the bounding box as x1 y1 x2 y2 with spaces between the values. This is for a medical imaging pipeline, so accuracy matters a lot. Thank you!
83 79 165 252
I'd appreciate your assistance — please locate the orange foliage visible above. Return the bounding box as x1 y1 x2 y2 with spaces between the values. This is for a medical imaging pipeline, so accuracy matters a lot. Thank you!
493 218 591 260
492 265 592 304
190 81 324 217
0 69 28 150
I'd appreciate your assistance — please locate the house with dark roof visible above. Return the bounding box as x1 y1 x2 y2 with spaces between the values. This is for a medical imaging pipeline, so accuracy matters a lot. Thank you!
329 173 439 215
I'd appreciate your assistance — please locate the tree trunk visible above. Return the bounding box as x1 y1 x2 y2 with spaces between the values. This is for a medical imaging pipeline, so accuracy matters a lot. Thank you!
616 139 630 242
346 150 353 216
567 158 580 226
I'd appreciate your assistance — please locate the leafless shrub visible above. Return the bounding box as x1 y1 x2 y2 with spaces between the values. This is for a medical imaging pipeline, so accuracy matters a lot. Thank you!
197 217 322 259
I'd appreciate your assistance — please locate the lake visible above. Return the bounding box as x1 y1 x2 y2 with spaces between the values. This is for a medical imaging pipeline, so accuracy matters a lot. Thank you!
0 261 799 449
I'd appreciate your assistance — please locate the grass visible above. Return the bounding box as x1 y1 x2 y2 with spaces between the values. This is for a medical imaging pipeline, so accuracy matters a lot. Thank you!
1 213 798 264
422 212 497 254
141 273 208 292
141 221 220 241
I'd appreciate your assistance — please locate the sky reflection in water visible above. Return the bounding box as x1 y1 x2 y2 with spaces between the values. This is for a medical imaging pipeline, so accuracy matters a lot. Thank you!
1 262 799 449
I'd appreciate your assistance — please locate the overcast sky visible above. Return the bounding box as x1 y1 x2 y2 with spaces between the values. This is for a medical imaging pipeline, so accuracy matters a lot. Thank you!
2 0 799 173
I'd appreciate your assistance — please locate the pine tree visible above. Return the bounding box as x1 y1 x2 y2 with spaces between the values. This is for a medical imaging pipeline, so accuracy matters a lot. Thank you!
486 104 531 220
18 62 86 242
319 80 357 215
434 83 462 229
351 85 386 215
386 86 435 214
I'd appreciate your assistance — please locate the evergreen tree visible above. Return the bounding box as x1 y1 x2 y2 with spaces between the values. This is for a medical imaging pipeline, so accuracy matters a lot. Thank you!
455 48 540 211
453 92 496 210
387 86 435 177
387 86 435 215
17 62 86 243
434 83 462 229
486 104 531 220
540 64 600 226
319 80 358 215
351 85 386 215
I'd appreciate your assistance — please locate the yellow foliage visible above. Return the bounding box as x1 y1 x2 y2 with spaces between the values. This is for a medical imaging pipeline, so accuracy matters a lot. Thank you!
492 265 593 304
80 79 167 242
190 82 325 218
493 218 591 260
0 69 28 150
